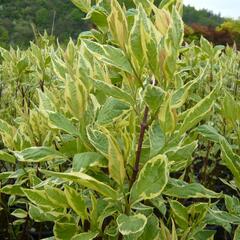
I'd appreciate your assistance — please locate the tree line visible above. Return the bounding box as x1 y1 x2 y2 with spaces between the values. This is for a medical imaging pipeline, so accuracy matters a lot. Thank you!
0 0 239 48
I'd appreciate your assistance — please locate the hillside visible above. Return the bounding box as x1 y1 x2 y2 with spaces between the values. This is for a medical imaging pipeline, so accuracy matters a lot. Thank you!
0 0 227 48
0 0 86 48
183 5 224 27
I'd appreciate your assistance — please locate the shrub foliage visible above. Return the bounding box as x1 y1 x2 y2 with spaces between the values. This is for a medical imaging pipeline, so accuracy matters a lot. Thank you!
0 0 240 239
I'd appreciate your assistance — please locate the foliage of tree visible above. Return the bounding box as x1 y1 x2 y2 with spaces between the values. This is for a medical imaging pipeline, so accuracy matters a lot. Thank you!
0 0 87 48
183 5 224 28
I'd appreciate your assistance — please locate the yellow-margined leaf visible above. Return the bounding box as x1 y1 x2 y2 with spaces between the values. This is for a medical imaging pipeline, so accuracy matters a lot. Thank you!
0 151 16 163
117 214 147 236
15 146 65 162
159 0 183 13
97 97 130 125
149 121 165 158
133 0 154 16
234 226 240 240
153 7 172 36
71 231 99 240
65 76 88 120
44 185 68 208
70 0 91 13
143 85 165 113
73 152 107 172
130 154 169 205
164 179 221 198
11 209 28 219
64 185 88 220
220 138 240 188
1 185 24 196
108 0 128 50
23 189 56 208
171 65 208 109
165 141 198 172
159 94 176 134
93 80 134 105
86 127 109 156
128 5 149 74
107 135 126 186
169 200 188 230
178 83 221 135
83 40 133 74
41 170 119 200
48 112 80 136
139 215 160 240
29 204 64 222
54 221 78 240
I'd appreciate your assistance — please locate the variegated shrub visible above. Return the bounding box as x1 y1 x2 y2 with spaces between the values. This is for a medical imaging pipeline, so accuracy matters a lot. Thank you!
0 0 240 239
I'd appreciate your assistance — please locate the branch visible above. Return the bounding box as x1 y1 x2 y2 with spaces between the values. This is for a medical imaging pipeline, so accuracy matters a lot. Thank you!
129 106 149 188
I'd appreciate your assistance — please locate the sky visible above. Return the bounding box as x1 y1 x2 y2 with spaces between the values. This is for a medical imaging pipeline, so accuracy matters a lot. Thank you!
184 0 240 19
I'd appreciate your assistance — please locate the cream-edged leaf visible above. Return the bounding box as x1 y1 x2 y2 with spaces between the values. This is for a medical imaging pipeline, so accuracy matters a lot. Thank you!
130 154 169 205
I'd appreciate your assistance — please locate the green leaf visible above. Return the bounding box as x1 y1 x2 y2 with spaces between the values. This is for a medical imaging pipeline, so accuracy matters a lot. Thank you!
0 151 16 163
94 80 134 105
225 195 240 215
169 7 184 49
149 121 165 158
117 214 147 236
54 221 78 240
128 5 148 73
200 36 213 56
83 40 133 74
164 179 221 198
206 208 240 226
15 147 64 162
220 138 240 188
73 152 107 172
64 185 88 220
143 85 165 113
97 98 130 125
0 172 13 180
41 170 118 200
221 91 240 122
48 112 80 137
11 209 28 219
86 127 108 155
193 230 216 240
44 185 68 208
38 89 55 112
64 77 88 121
108 0 128 49
86 6 108 32
195 125 223 143
165 141 198 172
107 134 126 186
0 119 14 134
0 185 24 196
159 94 176 134
139 215 160 240
171 71 205 109
28 204 63 222
169 200 188 230
133 0 154 15
130 154 169 205
23 189 55 208
71 231 99 240
178 84 220 135
70 0 91 13
234 226 240 240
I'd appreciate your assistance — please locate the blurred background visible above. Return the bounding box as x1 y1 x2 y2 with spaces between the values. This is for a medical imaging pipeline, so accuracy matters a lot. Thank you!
0 0 239 49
